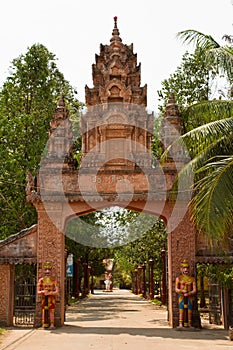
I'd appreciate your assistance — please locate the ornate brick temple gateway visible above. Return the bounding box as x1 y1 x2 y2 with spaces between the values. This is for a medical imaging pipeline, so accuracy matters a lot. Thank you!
0 17 215 328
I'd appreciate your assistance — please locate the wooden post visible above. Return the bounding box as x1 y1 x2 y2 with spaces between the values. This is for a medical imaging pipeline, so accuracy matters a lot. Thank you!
90 267 94 294
149 259 154 299
137 266 142 295
142 264 146 298
73 259 80 298
134 269 138 294
87 266 91 294
161 247 167 305
82 263 87 298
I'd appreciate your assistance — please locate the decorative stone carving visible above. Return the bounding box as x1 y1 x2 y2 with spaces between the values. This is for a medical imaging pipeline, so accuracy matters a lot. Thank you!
85 17 146 107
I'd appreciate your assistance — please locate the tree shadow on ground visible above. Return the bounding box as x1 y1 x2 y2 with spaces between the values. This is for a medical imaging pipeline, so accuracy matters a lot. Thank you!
51 324 228 341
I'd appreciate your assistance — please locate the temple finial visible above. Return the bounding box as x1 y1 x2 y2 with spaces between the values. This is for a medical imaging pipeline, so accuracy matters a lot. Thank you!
111 15 122 43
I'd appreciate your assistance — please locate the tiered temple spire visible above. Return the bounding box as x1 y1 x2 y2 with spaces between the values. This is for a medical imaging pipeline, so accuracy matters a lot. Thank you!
85 16 147 106
46 96 73 160
82 17 153 171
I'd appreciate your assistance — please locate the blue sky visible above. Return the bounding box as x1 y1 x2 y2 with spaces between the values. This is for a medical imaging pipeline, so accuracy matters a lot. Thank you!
0 0 232 111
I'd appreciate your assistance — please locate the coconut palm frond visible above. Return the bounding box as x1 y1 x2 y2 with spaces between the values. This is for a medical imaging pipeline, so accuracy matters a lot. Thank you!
182 100 233 130
185 129 233 159
190 156 233 242
207 46 233 79
160 118 233 163
162 134 232 199
222 35 233 44
177 30 220 50
182 118 233 153
182 136 230 174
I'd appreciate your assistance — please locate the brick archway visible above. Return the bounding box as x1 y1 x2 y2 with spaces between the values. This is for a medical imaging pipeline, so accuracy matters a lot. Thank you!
28 17 196 328
0 18 197 328
28 195 195 328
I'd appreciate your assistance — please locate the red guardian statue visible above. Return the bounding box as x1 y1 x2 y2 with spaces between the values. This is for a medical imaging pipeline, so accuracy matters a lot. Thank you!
37 261 59 329
175 260 196 328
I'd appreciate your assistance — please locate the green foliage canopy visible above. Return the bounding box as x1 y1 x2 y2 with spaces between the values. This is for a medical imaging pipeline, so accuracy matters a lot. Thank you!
0 44 82 239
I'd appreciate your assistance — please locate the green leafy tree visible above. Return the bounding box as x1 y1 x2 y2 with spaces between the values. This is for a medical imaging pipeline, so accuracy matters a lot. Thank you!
158 29 233 131
157 49 213 116
0 44 82 239
114 218 167 286
177 29 233 92
65 212 116 278
66 212 109 249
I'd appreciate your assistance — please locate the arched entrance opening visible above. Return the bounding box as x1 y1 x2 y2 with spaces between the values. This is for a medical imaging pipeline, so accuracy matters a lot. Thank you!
64 206 168 307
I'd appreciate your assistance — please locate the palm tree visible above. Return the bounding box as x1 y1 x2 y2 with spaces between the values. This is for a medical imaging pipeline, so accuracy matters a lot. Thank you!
161 30 233 245
161 117 233 244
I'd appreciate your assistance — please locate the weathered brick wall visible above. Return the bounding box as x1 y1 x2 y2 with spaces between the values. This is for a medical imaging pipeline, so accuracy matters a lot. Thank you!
0 225 37 263
166 205 196 327
0 264 14 326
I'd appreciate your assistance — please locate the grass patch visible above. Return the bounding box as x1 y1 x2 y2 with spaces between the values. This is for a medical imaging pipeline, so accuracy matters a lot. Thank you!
68 297 79 304
151 298 162 306
0 327 5 336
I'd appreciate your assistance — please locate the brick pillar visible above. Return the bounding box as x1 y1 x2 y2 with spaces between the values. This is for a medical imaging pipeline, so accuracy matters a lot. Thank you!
35 203 65 328
167 207 196 327
0 264 14 326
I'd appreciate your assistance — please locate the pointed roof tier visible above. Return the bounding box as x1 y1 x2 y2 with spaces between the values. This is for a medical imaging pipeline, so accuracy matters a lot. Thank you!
46 96 73 160
85 16 147 106
160 92 184 151
160 93 189 169
50 95 69 126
